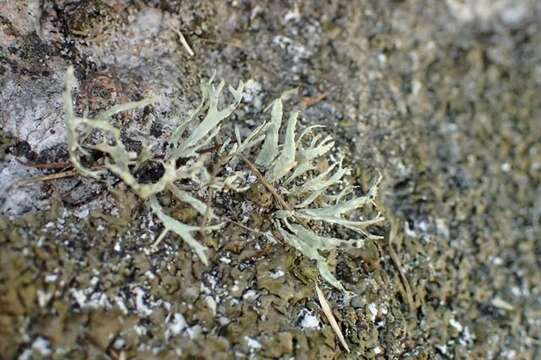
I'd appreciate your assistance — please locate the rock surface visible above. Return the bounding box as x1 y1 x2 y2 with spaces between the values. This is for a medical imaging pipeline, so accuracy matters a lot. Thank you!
1 1 539 358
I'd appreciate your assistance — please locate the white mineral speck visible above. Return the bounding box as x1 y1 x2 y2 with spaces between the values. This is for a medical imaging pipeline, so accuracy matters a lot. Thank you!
206 296 217 316
243 80 263 110
501 349 517 359
242 289 258 301
449 318 463 332
37 290 52 307
298 309 320 330
218 316 231 326
75 207 90 219
134 325 147 336
186 324 202 339
245 336 262 350
436 344 448 355
368 303 378 322
220 256 232 264
269 270 285 279
284 9 301 23
134 287 153 316
167 313 187 338
71 289 87 308
113 337 125 350
115 296 128 315
45 274 58 283
32 337 51 356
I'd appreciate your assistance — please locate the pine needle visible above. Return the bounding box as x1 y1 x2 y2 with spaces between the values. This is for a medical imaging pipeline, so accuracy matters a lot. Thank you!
173 28 195 57
315 283 350 353
16 170 78 185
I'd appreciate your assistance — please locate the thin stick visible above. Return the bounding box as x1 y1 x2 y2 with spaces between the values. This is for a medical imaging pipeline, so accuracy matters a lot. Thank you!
151 229 169 249
199 185 213 237
301 92 329 107
16 164 105 186
198 152 231 237
235 153 292 212
235 153 312 228
198 37 245 49
16 159 72 169
388 220 415 314
173 28 195 57
315 283 350 353
226 218 266 236
16 169 81 185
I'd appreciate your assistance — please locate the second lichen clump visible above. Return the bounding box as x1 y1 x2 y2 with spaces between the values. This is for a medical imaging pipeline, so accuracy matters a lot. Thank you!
64 66 384 291
231 98 384 291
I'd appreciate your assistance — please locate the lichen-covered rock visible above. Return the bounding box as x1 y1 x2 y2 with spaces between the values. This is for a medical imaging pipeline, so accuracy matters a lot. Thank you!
1 0 540 359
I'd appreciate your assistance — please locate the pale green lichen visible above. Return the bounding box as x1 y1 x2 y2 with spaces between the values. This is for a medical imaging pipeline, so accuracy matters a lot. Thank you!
64 67 383 290
64 66 249 265
235 98 384 291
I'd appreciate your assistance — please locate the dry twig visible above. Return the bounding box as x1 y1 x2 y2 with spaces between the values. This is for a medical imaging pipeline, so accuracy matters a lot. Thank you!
388 219 415 314
301 92 329 107
173 28 195 57
236 153 293 212
17 169 82 186
315 284 350 353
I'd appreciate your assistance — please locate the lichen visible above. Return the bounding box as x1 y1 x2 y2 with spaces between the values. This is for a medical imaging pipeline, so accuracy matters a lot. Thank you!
64 66 249 265
65 67 384 290
232 97 385 291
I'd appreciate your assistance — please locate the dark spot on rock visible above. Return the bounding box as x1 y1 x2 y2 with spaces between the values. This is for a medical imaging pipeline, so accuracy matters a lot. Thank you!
26 150 38 161
135 160 165 184
10 140 31 157
37 143 69 164
142 104 153 119
479 303 507 321
175 157 189 168
121 136 142 154
9 140 37 160
336 260 354 283
150 121 163 138
20 32 56 60
368 224 386 238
